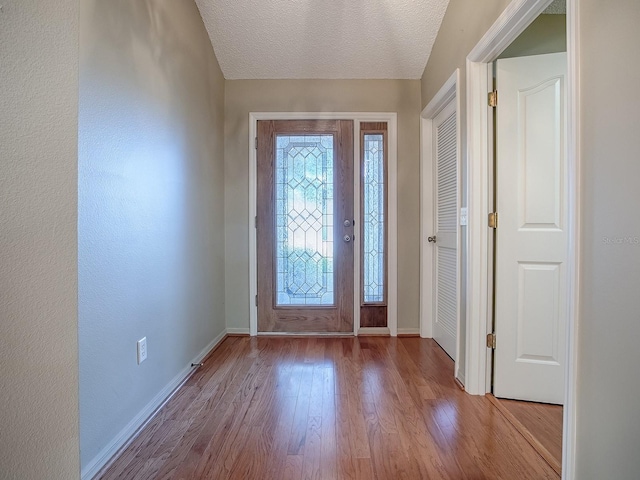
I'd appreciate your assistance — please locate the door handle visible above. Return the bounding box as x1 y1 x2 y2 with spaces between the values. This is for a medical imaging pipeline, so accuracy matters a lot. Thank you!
428 236 437 243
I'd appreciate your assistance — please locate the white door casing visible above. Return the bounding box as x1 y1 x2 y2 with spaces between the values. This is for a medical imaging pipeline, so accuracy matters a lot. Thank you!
420 69 462 378
432 100 459 361
493 52 568 404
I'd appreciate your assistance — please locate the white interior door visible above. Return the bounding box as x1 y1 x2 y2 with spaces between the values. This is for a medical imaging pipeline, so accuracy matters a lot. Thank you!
432 100 459 360
494 52 568 404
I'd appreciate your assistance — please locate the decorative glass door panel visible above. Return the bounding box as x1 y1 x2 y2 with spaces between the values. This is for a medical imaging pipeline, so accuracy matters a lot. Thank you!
257 120 354 333
359 122 388 328
275 135 335 306
362 133 385 303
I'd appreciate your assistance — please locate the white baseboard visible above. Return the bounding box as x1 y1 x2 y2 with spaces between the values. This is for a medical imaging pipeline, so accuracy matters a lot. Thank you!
81 328 228 480
397 328 421 336
226 327 250 335
358 327 391 336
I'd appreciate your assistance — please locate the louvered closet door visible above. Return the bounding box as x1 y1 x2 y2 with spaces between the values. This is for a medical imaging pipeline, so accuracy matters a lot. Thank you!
432 100 459 360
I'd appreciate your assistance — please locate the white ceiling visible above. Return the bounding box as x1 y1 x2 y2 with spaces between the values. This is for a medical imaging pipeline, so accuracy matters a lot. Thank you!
195 0 451 80
543 0 566 14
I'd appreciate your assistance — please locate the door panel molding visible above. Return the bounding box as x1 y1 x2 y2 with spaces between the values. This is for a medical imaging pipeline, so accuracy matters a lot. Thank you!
464 0 580 478
249 112 398 337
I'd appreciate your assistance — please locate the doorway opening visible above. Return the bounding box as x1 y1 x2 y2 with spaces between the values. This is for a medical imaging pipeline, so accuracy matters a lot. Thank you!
465 0 579 478
486 4 568 472
420 69 464 382
249 113 399 337
420 0 578 477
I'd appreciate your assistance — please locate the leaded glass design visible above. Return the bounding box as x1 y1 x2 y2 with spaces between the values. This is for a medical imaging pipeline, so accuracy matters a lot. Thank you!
275 135 334 306
363 134 385 303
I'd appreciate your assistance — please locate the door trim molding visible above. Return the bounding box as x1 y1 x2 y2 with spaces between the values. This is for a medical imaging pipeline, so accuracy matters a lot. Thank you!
563 2 580 478
420 69 462 381
249 112 398 337
464 0 580 479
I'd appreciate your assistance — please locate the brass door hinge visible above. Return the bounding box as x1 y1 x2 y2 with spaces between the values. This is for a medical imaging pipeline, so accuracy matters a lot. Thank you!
488 212 498 229
487 333 496 349
488 90 498 108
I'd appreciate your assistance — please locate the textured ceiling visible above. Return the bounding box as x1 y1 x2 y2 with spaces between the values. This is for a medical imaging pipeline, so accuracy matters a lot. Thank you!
195 0 450 80
543 0 566 14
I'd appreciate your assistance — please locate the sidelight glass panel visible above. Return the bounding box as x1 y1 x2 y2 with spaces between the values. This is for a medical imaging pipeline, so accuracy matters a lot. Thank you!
363 134 385 303
275 135 334 306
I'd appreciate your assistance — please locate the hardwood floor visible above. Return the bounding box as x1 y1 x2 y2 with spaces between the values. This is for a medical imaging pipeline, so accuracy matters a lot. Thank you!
97 336 559 479
492 396 563 473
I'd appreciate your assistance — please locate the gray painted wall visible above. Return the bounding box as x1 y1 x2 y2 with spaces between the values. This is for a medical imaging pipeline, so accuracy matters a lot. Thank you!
499 14 566 59
224 80 421 332
420 0 512 383
0 1 80 478
4 0 639 477
576 1 640 478
421 0 512 110
423 0 640 477
78 0 226 470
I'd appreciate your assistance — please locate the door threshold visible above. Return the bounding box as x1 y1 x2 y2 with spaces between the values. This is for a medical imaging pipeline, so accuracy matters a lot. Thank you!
257 332 354 337
487 394 561 476
357 327 390 336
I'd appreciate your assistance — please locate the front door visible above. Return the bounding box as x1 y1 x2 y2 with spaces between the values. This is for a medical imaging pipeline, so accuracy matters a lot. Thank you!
256 120 354 333
493 52 568 404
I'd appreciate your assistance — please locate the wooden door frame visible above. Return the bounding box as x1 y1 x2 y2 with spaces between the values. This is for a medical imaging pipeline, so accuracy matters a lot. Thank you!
249 112 398 337
420 69 463 381
463 0 580 478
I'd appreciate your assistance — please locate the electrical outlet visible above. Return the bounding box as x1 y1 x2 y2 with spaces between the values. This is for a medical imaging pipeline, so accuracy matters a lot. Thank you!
137 337 147 364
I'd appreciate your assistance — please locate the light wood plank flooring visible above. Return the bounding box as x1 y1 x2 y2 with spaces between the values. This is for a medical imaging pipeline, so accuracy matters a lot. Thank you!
497 398 563 469
98 336 559 479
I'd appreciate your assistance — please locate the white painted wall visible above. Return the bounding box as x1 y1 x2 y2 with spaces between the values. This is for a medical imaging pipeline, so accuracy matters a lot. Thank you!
78 0 226 472
0 1 80 478
575 1 640 478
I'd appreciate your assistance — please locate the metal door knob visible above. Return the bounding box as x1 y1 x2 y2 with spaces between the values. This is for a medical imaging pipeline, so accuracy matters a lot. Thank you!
343 235 352 243
428 236 437 243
